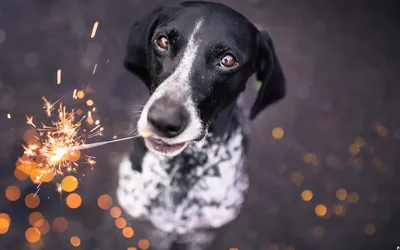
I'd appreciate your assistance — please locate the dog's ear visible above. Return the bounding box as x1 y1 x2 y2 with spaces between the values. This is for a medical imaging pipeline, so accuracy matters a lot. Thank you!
123 6 164 83
250 30 286 120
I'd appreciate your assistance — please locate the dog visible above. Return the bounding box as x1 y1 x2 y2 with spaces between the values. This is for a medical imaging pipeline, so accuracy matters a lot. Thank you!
117 1 285 249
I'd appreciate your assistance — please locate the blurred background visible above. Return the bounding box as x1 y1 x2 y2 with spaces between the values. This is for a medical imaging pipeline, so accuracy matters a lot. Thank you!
0 0 399 249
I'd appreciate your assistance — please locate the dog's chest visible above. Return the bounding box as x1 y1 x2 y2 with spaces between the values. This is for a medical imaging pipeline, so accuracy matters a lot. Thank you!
116 129 249 234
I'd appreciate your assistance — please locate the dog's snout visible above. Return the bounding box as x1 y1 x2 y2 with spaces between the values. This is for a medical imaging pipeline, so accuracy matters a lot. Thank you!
147 97 189 138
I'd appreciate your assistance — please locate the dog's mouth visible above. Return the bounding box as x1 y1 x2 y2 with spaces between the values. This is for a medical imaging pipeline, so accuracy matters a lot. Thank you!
144 137 188 156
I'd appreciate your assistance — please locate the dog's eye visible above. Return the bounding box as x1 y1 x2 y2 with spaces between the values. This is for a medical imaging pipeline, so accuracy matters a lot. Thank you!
155 36 169 50
219 54 238 68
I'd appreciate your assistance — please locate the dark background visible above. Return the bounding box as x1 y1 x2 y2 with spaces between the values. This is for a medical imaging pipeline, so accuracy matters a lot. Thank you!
0 0 399 249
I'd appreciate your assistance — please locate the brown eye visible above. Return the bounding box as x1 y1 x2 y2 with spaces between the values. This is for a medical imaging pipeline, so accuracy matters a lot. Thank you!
220 54 237 68
156 36 169 50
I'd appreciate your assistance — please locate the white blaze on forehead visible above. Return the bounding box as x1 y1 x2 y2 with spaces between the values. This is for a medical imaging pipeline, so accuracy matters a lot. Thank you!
138 19 204 146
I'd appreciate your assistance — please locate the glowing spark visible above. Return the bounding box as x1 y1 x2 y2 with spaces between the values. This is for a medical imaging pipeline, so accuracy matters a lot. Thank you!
57 69 62 84
93 64 97 74
89 124 100 133
73 89 77 99
85 156 96 168
42 96 59 117
26 116 36 128
91 21 99 38
7 113 11 119
77 90 84 99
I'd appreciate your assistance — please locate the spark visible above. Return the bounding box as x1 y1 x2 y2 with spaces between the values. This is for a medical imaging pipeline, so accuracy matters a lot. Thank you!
7 113 11 119
93 64 97 74
57 69 62 84
91 21 99 38
26 116 36 128
85 156 96 169
42 96 60 117
89 124 101 133
72 89 77 99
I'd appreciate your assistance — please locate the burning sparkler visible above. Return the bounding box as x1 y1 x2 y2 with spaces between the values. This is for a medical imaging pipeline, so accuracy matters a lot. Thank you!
16 96 140 191
17 98 91 185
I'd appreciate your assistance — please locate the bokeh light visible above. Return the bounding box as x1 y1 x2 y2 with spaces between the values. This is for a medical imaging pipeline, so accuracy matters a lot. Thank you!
14 168 29 180
61 175 79 192
301 190 313 201
348 192 359 203
138 239 150 249
97 194 113 210
25 227 41 243
5 185 21 201
115 217 127 229
86 100 94 106
110 206 122 218
0 213 11 234
272 127 284 139
364 224 376 235
52 217 68 233
122 226 134 238
77 90 85 99
25 193 40 209
290 171 304 187
315 204 327 217
335 188 348 201
28 212 44 227
70 236 81 247
37 219 50 235
66 193 82 209
332 204 344 216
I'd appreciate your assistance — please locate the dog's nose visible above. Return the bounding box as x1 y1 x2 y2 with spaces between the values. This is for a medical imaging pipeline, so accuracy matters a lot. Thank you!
147 97 189 138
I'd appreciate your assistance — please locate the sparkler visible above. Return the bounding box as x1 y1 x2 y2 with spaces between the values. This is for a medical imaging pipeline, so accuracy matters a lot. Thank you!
16 96 139 189
71 136 137 151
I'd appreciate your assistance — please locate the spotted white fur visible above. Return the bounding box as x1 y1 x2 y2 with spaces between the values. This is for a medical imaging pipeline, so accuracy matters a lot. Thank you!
137 19 204 157
117 127 249 237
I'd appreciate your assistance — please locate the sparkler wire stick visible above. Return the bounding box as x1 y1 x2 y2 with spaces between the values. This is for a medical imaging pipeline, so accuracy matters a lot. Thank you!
71 135 138 151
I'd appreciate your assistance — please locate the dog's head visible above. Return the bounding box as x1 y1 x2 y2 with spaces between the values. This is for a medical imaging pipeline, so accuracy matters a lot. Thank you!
124 1 285 157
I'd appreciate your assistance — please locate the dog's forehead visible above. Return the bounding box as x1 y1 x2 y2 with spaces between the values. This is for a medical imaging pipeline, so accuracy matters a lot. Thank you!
158 5 256 47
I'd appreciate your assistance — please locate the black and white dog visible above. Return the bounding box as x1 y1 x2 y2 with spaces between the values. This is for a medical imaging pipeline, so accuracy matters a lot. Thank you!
117 1 285 249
